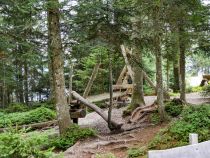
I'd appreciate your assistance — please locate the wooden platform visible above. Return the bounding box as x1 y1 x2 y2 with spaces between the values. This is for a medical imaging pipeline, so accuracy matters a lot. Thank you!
86 91 128 103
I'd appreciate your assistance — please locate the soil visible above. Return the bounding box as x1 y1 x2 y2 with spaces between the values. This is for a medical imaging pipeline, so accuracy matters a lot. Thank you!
64 93 210 158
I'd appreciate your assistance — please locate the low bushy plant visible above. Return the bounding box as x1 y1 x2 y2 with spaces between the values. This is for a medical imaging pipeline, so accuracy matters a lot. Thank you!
0 129 53 158
0 107 56 128
202 84 210 97
148 104 210 150
4 103 29 113
165 99 184 117
52 124 96 150
127 147 146 158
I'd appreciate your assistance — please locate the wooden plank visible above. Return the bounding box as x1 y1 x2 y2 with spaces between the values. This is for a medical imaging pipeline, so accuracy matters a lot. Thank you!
113 84 133 90
148 140 210 158
86 91 127 103
116 66 127 85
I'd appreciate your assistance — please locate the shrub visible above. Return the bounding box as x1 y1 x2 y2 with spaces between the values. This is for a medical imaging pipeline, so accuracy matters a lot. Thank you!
202 85 210 97
4 103 29 113
127 147 146 158
165 99 184 117
0 107 56 128
52 124 96 150
148 105 210 150
150 112 161 124
0 129 53 158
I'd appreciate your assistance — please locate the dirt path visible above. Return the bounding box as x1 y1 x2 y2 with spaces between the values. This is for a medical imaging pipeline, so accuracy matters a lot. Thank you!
64 93 210 158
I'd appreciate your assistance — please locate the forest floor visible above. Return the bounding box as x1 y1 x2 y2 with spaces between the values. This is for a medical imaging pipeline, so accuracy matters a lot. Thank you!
64 93 210 158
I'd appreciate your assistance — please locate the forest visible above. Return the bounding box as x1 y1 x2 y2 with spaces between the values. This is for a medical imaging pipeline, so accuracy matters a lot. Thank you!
0 0 210 158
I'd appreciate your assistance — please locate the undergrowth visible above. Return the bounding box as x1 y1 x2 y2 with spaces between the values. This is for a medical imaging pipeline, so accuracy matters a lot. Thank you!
127 104 210 157
51 124 96 150
0 124 96 158
0 107 56 128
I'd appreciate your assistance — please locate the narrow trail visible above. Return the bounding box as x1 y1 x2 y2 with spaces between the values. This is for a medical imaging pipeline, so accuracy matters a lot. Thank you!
64 93 210 158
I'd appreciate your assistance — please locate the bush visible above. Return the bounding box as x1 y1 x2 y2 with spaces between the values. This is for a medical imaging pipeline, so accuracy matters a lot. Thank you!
0 129 53 158
52 124 96 150
165 99 184 117
202 85 210 97
31 100 56 110
127 147 146 158
0 107 56 128
4 103 29 113
148 104 210 150
186 86 203 93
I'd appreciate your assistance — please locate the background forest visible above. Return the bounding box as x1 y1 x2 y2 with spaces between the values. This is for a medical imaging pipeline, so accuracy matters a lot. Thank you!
0 0 210 157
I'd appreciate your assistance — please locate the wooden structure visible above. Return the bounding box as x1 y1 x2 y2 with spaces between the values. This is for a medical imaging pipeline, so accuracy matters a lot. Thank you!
69 63 133 122
200 74 210 86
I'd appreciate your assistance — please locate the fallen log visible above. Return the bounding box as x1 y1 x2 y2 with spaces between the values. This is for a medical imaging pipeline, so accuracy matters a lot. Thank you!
0 120 58 133
71 91 123 130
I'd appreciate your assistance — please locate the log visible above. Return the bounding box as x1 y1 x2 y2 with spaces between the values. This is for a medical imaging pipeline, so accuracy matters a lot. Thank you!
83 63 101 98
71 91 123 130
0 120 58 132
116 65 127 85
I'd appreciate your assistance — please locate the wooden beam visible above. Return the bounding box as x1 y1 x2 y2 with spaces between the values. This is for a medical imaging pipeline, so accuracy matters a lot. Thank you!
83 63 101 98
116 65 127 85
113 84 133 90
72 91 122 130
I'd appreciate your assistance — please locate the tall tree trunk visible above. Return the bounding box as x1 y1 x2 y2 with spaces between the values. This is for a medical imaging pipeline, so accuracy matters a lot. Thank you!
173 61 180 92
47 0 71 135
18 63 24 103
179 28 186 102
153 2 167 122
24 62 29 105
131 42 145 108
108 52 113 130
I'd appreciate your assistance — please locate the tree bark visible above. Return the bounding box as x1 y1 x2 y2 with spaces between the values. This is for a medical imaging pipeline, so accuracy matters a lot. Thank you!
108 52 113 129
179 30 186 102
24 62 29 105
130 42 145 107
72 91 122 130
153 2 167 122
173 61 180 92
47 0 71 135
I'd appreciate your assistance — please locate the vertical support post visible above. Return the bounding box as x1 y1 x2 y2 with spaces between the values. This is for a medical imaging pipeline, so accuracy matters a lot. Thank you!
189 133 198 145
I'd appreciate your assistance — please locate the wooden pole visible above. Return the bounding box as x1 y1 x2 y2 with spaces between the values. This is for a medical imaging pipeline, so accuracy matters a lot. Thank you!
71 91 122 130
83 63 101 98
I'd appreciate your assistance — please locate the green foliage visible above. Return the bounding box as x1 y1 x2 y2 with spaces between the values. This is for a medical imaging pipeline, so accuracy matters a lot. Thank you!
52 124 96 150
186 86 203 93
148 104 210 150
0 129 53 158
0 107 56 128
127 146 146 158
202 84 210 96
95 153 116 158
150 112 161 124
165 99 184 117
31 100 56 110
4 103 29 113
